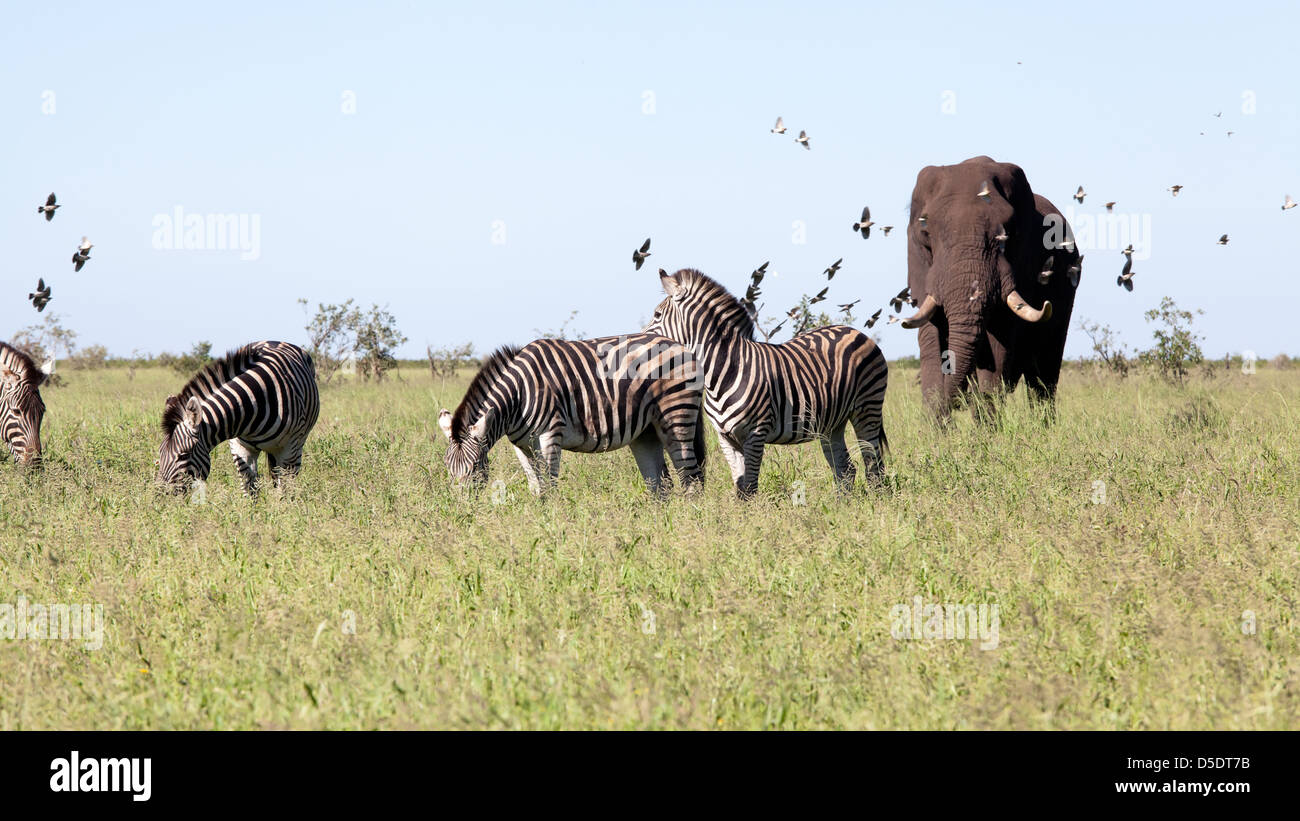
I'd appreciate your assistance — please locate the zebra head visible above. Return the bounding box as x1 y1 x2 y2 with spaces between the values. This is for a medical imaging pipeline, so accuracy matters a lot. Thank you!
1 358 47 466
438 408 489 486
645 268 755 347
158 394 212 492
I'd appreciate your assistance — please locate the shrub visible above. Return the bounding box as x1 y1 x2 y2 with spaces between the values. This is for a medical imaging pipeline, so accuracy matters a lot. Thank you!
67 344 109 370
1140 297 1204 384
158 341 214 377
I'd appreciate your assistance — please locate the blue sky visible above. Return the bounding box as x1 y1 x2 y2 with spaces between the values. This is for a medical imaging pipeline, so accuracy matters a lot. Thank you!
3 1 1297 360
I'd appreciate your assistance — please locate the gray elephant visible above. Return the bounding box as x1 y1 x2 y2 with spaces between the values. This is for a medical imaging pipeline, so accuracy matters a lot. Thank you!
901 156 1081 418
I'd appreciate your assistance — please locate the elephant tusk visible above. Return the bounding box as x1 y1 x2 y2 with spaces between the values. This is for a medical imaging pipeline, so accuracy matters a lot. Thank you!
1005 290 1053 323
901 294 939 329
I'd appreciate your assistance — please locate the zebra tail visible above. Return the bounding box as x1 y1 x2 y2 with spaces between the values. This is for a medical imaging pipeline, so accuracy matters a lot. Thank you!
694 417 708 475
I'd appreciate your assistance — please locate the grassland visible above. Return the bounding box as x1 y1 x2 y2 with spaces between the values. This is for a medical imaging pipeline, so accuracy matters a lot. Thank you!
0 362 1296 729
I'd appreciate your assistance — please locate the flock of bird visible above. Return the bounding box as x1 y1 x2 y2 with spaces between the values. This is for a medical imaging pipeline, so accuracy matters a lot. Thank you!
26 192 93 313
628 112 1297 337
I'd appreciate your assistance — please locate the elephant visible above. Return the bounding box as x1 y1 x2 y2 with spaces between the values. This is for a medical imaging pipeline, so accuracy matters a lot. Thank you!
900 156 1081 419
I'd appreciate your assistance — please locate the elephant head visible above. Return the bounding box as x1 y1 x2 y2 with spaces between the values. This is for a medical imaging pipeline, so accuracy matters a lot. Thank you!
902 156 1076 415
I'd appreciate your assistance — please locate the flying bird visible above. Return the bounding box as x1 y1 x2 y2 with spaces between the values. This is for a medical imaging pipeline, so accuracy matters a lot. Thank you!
771 116 786 134
837 300 860 315
852 206 874 239
1122 244 1134 257
864 309 882 329
750 261 769 284
28 279 52 312
1227 131 1234 138
890 287 912 313
977 181 992 202
632 238 651 270
822 258 842 280
1217 234 1229 245
37 192 60 221
767 319 786 337
881 226 893 236
809 287 828 304
1067 256 1083 288
1104 201 1116 212
795 130 810 150
744 282 762 305
887 315 901 325
1117 257 1135 291
1215 111 1222 118
1283 195 1296 211
1038 255 1054 285
1073 186 1086 204
1168 185 1183 197
72 237 93 272
993 225 1008 251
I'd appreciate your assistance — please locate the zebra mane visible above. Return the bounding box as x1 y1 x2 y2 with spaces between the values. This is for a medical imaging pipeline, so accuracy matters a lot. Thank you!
671 268 756 341
0 341 42 382
450 344 523 440
161 342 262 435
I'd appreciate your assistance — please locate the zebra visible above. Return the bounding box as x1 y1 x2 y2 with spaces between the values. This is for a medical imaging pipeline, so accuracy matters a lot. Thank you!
438 334 706 496
1 342 48 466
157 340 320 495
645 268 888 497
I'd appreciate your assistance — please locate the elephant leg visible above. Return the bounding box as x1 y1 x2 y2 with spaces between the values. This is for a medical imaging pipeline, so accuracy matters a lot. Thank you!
629 431 671 498
819 425 856 493
917 322 947 418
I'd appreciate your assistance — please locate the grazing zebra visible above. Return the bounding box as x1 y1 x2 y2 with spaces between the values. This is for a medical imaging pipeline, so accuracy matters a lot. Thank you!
1 342 48 466
438 334 706 496
645 268 888 497
157 340 320 495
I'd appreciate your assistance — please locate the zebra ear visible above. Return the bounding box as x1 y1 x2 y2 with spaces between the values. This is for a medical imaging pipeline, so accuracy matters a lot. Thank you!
183 396 203 430
437 409 453 440
659 268 682 297
1 366 17 387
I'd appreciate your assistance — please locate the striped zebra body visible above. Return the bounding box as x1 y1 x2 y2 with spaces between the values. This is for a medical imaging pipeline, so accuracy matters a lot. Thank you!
438 334 705 496
1 342 48 465
157 340 320 494
646 268 888 496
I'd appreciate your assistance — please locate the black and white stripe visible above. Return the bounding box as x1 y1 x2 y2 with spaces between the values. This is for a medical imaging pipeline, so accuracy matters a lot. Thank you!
646 268 888 496
1 342 48 466
157 340 320 494
438 334 706 496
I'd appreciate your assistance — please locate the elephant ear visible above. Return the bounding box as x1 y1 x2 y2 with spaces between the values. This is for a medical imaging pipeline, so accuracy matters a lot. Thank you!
993 162 1049 289
907 165 940 297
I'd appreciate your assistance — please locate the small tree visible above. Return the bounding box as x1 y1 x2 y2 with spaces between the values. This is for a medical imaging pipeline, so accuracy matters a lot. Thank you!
1140 297 1204 384
1079 319 1131 378
157 341 214 377
353 304 407 381
427 343 475 380
300 298 361 385
67 344 110 370
11 313 78 366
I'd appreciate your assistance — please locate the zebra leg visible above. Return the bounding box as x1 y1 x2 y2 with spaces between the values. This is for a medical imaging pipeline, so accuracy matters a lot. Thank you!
819 426 857 494
537 431 564 493
267 446 303 490
229 439 261 496
715 428 748 487
629 432 670 498
851 417 887 484
737 435 766 499
512 443 544 496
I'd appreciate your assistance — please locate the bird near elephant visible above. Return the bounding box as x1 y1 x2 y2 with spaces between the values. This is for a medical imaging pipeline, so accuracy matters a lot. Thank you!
899 156 1081 419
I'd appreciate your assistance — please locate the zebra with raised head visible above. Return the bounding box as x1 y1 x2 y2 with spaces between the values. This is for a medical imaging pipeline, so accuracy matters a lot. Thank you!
645 268 888 497
157 340 320 495
1 342 48 466
438 334 706 496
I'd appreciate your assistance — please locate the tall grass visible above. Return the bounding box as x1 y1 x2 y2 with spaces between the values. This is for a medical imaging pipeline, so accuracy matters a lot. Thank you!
0 365 1295 729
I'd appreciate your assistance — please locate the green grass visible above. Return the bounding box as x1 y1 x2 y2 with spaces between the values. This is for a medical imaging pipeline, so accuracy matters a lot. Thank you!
1 363 1297 729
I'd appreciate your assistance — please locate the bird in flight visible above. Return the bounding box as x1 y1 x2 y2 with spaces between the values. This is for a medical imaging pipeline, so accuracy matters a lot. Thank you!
1217 234 1229 245
823 258 842 280
977 181 992 202
881 225 893 236
771 116 786 134
72 237 93 272
1067 256 1083 288
864 309 882 329
809 287 828 304
795 130 810 150
750 261 768 286
1116 257 1135 291
1168 185 1183 197
1283 195 1296 211
1122 244 1134 258
1073 186 1086 204
890 287 912 313
853 206 874 239
1038 255 1054 285
28 278 52 312
632 238 651 271
1104 201 1116 212
37 193 59 221
837 299 860 315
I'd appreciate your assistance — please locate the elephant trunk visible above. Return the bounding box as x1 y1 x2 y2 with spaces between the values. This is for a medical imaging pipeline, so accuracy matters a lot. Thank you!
937 313 982 414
